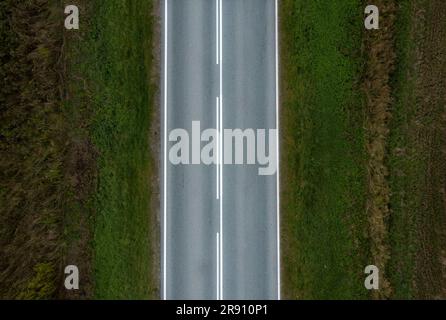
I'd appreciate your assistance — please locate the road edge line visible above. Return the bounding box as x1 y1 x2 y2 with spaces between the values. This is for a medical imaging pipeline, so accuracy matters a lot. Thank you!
163 0 168 301
275 0 281 301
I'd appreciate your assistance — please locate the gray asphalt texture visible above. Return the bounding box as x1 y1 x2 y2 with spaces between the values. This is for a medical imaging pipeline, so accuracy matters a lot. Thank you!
163 0 278 300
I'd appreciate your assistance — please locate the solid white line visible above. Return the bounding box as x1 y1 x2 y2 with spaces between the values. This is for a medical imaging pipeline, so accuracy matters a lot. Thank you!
275 0 281 301
216 233 220 300
216 0 219 64
216 97 220 199
163 0 168 301
219 0 224 300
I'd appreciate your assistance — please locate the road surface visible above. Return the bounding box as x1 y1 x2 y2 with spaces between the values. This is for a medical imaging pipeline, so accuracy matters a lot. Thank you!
162 0 280 300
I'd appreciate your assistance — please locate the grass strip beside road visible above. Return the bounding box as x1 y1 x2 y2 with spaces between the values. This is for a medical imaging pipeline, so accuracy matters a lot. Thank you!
280 0 369 299
77 1 159 299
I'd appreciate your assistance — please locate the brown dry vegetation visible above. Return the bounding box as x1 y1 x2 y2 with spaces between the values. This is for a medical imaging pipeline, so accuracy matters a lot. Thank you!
0 0 95 299
354 0 446 299
0 0 66 298
362 0 397 299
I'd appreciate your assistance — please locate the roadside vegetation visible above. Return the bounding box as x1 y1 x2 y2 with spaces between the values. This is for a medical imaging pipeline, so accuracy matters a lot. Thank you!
0 0 66 299
280 0 369 299
0 0 158 299
78 0 159 299
281 0 446 299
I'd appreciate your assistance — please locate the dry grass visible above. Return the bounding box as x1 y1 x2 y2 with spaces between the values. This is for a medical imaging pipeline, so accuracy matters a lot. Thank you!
0 0 66 298
0 0 97 299
361 0 446 299
362 0 398 299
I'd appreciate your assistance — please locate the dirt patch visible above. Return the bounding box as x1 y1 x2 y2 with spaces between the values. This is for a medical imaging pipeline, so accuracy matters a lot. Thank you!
405 0 446 299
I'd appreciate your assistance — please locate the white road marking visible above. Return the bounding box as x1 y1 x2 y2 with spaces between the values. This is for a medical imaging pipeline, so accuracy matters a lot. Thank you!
216 97 220 199
216 232 220 300
219 0 224 300
163 0 168 301
275 0 281 301
216 0 219 65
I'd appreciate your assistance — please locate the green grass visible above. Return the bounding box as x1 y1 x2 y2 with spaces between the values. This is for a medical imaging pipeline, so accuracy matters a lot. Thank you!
280 0 369 299
69 1 158 299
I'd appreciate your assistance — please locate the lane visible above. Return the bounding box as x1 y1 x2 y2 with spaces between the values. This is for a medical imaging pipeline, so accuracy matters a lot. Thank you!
163 0 279 300
222 0 278 299
163 0 219 300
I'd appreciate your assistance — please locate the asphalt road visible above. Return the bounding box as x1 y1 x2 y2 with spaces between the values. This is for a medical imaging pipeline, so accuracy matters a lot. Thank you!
162 0 279 300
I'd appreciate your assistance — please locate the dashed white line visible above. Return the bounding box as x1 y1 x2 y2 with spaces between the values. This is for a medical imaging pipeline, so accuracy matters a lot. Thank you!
216 232 220 300
216 0 219 65
216 97 220 199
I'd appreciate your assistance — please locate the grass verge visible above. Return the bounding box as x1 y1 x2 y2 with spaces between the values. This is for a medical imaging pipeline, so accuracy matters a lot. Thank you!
66 0 159 299
280 0 370 299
